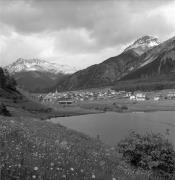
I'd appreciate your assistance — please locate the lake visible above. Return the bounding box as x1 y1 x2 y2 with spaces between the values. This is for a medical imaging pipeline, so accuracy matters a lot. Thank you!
48 111 175 146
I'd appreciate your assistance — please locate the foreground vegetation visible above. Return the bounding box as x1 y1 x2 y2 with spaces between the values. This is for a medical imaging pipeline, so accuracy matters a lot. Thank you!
0 115 116 179
118 131 175 179
0 114 175 180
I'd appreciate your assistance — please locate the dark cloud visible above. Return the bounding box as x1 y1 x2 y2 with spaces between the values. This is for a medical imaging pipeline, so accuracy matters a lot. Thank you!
0 0 172 31
0 0 174 49
0 0 175 67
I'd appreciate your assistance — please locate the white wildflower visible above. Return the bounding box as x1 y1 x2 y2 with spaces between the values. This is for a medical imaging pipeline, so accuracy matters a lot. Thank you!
34 167 38 171
92 174 95 178
50 162 54 166
70 167 74 171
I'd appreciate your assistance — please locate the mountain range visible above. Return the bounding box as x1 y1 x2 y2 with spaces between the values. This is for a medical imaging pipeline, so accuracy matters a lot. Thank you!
6 58 76 74
5 35 175 92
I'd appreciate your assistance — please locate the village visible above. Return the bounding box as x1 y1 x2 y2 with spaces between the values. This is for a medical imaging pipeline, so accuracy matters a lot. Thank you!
37 88 175 105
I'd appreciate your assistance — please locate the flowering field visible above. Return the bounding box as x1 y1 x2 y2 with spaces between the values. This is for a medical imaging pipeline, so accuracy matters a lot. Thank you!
0 115 171 180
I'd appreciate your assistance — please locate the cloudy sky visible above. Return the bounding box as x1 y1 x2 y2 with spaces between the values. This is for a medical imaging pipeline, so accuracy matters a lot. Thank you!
0 0 175 69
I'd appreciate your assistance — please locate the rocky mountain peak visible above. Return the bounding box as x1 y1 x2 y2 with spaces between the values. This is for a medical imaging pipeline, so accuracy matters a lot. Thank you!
13 58 45 65
124 35 160 55
134 35 159 45
5 58 77 74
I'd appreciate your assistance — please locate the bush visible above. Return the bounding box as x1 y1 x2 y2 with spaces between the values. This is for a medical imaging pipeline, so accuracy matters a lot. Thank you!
0 103 11 116
0 67 16 90
117 131 175 177
121 105 128 110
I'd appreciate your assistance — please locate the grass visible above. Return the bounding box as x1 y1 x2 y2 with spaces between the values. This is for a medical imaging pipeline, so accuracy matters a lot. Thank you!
78 96 175 113
79 101 128 112
1 115 174 180
0 87 103 120
0 115 117 179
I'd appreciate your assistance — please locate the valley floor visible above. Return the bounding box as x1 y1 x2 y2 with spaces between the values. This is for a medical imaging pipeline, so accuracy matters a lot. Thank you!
30 88 175 117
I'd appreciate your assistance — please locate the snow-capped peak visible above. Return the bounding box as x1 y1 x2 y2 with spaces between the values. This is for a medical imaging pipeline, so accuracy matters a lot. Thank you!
124 35 160 55
5 58 77 74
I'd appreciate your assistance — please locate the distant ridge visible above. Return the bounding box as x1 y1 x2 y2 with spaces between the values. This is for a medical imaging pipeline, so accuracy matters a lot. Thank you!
6 58 77 74
5 58 76 93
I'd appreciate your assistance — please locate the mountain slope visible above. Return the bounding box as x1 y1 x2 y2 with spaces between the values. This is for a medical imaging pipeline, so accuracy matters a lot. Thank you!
54 50 140 91
54 35 159 91
121 36 175 80
5 58 76 92
13 71 66 92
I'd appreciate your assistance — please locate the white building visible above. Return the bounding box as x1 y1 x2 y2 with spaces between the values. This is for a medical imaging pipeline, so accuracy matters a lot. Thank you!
154 96 160 101
135 93 146 101
130 95 136 100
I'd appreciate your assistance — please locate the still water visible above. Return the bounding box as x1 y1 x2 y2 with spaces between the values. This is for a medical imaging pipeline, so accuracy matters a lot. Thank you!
49 111 175 146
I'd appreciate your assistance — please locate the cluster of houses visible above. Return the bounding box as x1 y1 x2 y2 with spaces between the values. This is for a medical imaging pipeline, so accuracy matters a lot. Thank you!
129 92 175 101
129 93 146 101
37 89 175 105
39 89 118 104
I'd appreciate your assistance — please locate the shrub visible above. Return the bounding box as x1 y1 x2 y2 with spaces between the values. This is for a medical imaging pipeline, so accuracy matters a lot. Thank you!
46 107 52 113
0 103 11 116
0 67 16 90
117 131 175 177
121 105 128 110
103 106 108 112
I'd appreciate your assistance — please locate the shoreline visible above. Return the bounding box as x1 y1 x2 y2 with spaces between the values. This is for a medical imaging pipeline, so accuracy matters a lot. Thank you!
46 108 175 121
43 101 175 120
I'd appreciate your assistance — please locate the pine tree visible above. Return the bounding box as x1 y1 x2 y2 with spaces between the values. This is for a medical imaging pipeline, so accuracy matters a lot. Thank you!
0 67 16 90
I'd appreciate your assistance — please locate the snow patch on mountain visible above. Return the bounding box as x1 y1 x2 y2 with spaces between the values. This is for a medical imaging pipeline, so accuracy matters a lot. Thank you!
124 35 160 55
5 58 77 74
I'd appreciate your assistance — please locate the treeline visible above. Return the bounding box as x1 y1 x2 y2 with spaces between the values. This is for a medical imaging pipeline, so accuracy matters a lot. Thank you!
0 67 17 90
113 75 175 91
113 79 175 92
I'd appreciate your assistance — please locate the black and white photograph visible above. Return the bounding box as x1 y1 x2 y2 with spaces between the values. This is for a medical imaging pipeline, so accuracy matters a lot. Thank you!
1 0 175 179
